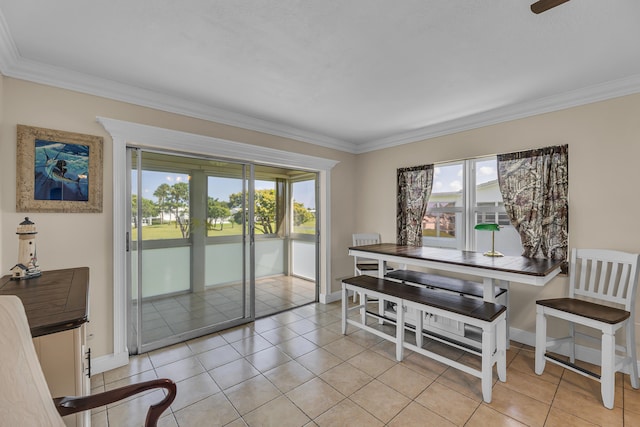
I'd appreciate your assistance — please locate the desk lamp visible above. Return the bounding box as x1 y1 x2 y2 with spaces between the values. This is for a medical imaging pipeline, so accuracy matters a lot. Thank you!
475 223 503 257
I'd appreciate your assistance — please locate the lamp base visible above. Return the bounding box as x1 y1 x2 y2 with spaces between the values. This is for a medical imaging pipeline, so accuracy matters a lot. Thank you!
483 250 504 257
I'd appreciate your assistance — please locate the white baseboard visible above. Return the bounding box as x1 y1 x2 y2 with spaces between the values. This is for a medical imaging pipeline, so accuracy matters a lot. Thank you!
320 289 348 304
91 350 129 375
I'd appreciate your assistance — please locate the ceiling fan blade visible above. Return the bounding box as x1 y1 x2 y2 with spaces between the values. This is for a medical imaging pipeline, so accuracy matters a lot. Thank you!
531 0 570 14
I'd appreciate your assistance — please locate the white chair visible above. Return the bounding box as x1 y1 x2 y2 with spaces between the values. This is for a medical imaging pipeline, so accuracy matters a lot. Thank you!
352 233 393 302
0 295 176 426
535 249 640 409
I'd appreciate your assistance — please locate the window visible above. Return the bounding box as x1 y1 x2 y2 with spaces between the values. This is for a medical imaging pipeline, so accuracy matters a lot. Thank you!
422 156 523 255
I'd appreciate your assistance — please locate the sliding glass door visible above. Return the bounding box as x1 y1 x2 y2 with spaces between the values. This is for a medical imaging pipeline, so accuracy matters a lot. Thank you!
128 149 253 354
128 149 319 353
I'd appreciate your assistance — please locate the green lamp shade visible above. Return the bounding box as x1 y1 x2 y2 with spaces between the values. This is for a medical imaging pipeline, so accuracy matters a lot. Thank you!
474 223 500 231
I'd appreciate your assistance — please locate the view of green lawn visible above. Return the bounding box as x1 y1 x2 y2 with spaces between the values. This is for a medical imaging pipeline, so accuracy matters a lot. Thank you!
133 219 316 240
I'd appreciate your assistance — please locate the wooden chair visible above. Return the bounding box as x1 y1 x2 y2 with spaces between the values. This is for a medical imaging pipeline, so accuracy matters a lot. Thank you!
0 295 176 426
535 249 640 409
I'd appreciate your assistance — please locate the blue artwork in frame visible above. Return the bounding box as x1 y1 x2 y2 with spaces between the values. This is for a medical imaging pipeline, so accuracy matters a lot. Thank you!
16 125 103 213
34 139 90 201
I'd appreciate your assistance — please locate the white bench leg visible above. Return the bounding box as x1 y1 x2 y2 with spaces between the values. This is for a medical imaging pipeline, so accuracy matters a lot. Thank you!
481 324 494 403
396 301 405 361
601 329 615 409
342 284 348 335
535 306 546 375
416 309 423 348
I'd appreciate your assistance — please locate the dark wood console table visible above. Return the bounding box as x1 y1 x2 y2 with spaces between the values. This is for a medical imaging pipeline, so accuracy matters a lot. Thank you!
0 267 89 337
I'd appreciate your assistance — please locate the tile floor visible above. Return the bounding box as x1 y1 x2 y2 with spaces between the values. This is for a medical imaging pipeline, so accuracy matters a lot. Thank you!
90 300 640 426
140 275 316 345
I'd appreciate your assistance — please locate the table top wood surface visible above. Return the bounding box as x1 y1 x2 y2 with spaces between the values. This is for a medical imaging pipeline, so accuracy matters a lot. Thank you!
0 267 89 337
349 243 564 277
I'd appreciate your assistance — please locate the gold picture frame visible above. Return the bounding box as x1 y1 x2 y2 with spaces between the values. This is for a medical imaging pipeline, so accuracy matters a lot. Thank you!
16 125 103 213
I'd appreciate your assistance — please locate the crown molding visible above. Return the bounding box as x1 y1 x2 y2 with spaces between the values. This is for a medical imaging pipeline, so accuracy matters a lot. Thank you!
357 72 640 154
0 14 357 154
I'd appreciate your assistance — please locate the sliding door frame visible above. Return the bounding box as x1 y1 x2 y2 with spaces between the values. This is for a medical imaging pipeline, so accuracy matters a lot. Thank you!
99 117 338 373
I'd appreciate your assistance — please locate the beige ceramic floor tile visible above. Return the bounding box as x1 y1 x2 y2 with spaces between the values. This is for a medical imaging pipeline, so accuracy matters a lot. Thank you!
346 349 396 377
286 377 345 419
259 326 299 345
342 328 385 348
287 318 320 335
245 346 292 373
322 337 366 360
197 344 243 371
314 399 384 427
624 384 640 415
103 354 154 384
263 360 316 393
318 362 373 396
349 379 412 423
173 392 240 426
219 324 256 343
415 381 480 426
508 350 563 385
401 351 448 380
295 348 343 375
544 407 599 427
435 366 484 402
466 404 527 426
253 317 283 333
387 401 456 427
499 366 558 405
104 370 159 409
302 328 343 346
486 382 550 427
276 336 319 358
377 363 432 399
170 372 221 412
243 395 311 427
224 374 283 415
230 334 274 356
552 382 624 426
148 343 193 368
209 358 261 390
158 414 178 427
559 368 624 408
155 355 205 383
186 333 227 354
106 390 168 427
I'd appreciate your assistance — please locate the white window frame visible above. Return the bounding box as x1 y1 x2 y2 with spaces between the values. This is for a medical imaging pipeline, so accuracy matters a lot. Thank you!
423 156 515 253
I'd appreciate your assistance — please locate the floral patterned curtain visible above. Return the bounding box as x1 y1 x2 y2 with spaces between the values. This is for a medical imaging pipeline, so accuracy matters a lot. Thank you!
397 165 434 246
497 145 568 260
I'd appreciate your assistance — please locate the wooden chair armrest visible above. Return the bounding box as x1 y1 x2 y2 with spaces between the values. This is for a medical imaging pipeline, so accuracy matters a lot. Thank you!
53 378 176 427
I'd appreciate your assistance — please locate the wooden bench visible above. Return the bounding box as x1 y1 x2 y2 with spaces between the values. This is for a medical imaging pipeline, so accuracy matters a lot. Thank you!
386 269 507 300
341 275 507 403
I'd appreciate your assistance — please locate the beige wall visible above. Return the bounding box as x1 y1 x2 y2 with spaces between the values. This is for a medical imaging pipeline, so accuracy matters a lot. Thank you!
0 76 357 358
3 74 640 359
354 93 640 345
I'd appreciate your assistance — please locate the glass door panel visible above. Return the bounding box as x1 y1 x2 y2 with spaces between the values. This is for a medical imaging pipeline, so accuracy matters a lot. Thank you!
128 149 252 354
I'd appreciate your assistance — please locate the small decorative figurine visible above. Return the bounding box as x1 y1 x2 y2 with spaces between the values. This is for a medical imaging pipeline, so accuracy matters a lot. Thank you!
10 217 42 280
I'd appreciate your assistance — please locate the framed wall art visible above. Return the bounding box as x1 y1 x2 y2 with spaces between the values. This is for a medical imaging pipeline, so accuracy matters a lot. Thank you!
16 124 103 213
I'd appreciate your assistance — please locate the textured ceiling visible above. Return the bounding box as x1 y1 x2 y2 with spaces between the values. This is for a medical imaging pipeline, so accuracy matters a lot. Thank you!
1 1 639 153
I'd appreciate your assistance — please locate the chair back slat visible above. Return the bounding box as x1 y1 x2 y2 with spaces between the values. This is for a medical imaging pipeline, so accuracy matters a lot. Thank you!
352 233 383 271
571 248 640 312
